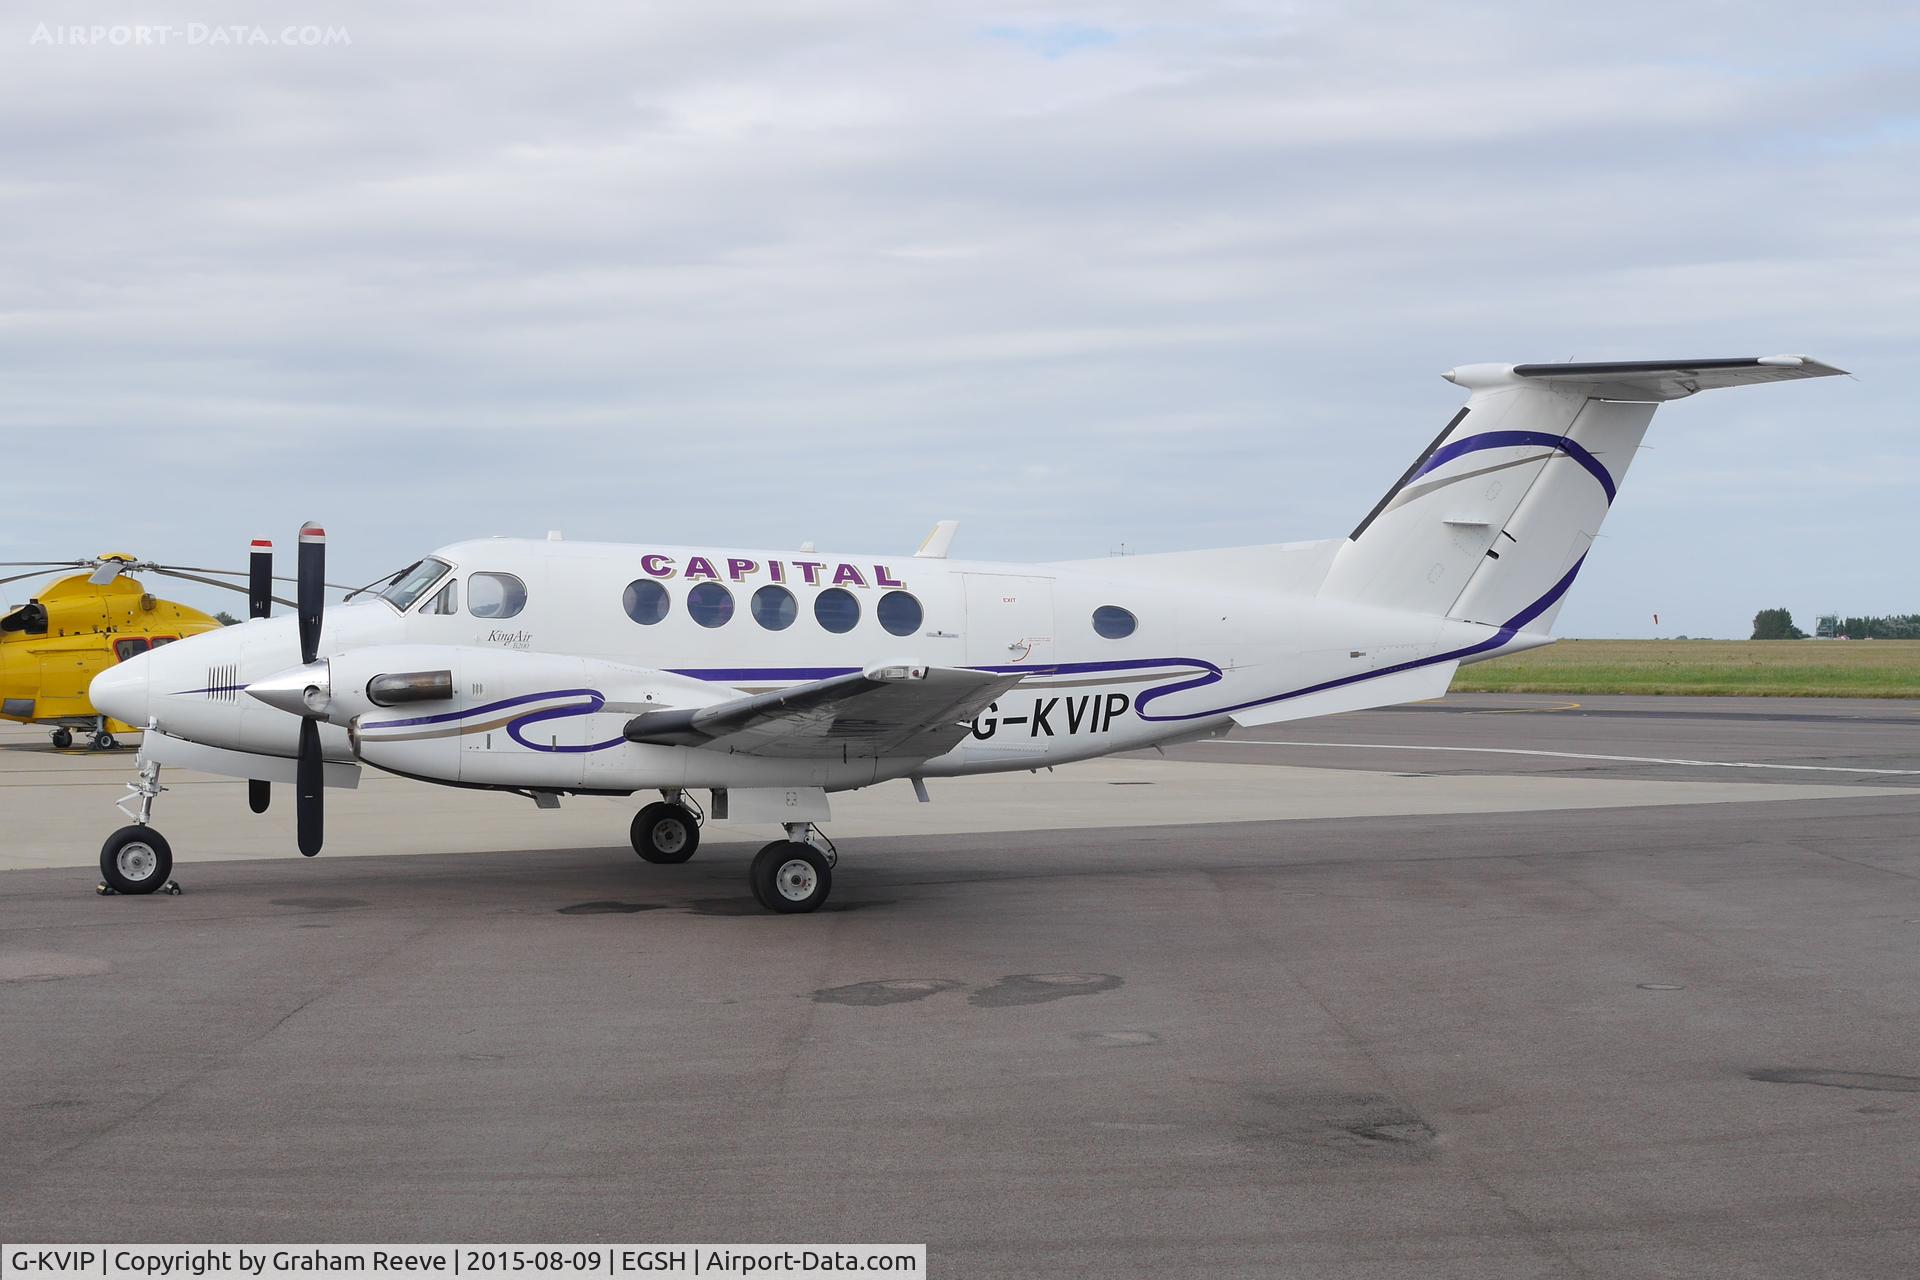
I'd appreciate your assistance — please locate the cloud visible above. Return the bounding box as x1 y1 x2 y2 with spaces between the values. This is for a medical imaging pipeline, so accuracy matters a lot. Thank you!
0 0 1914 636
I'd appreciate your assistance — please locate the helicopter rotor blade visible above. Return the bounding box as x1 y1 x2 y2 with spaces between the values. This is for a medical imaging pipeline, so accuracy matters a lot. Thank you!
143 567 296 608
0 569 74 588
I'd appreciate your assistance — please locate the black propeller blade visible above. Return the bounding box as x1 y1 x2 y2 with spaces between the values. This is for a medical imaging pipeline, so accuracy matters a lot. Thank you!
298 524 324 666
248 538 273 816
248 539 273 621
295 522 325 856
296 718 323 856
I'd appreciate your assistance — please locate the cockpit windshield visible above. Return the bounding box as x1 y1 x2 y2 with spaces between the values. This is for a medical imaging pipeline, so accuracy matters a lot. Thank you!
378 557 452 611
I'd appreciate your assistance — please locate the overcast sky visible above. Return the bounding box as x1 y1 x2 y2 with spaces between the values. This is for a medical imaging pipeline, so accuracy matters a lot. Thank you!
3 2 1914 637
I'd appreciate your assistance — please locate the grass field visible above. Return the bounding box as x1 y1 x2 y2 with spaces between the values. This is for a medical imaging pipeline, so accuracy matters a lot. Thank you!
1450 639 1920 698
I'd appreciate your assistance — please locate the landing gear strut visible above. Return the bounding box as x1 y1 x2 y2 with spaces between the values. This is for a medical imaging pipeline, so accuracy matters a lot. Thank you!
748 823 836 914
99 759 179 895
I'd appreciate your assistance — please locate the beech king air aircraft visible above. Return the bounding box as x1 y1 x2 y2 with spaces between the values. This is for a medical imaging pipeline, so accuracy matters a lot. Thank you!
89 356 1844 911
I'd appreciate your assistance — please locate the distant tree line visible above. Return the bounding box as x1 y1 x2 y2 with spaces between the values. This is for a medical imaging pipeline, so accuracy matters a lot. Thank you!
1752 608 1806 640
1814 613 1920 640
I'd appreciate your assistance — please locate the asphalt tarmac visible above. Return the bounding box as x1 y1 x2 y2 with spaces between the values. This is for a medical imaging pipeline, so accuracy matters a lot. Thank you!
3 695 1918 1277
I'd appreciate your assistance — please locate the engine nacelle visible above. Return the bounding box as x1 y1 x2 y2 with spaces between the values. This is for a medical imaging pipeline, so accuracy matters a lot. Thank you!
327 645 719 790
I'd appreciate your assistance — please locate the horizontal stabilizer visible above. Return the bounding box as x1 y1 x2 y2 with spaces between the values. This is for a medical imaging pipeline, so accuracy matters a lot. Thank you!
1229 661 1458 729
1448 355 1846 401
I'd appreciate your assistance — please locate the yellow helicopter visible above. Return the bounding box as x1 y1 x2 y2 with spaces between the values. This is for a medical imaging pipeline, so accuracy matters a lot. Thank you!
0 550 309 750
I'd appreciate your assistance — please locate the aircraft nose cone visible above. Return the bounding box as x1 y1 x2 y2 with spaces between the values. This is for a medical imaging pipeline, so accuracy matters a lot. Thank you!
90 652 153 727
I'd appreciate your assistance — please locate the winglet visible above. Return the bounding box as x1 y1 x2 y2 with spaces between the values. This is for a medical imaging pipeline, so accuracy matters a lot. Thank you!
915 520 959 559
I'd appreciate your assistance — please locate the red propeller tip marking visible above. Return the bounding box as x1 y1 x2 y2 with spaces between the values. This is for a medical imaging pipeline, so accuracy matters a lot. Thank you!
251 540 272 549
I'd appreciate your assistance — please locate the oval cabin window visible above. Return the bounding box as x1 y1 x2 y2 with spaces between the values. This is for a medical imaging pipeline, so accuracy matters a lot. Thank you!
877 591 923 637
623 579 670 625
1091 605 1136 639
467 572 528 620
751 585 797 631
814 588 860 634
687 582 735 629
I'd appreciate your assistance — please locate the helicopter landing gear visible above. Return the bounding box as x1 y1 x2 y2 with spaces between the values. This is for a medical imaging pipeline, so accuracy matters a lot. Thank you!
100 760 179 895
89 716 118 751
50 727 72 750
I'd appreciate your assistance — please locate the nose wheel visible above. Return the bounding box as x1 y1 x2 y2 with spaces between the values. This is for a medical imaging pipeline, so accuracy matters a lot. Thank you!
97 759 181 895
99 825 176 895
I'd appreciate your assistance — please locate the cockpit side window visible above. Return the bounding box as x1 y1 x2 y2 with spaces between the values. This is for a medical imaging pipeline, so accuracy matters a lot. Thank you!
418 579 459 615
467 572 528 620
378 558 452 611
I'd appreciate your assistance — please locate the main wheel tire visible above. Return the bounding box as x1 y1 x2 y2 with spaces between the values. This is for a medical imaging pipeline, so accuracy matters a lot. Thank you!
630 802 700 864
100 826 172 895
50 727 73 750
91 731 117 751
749 841 832 914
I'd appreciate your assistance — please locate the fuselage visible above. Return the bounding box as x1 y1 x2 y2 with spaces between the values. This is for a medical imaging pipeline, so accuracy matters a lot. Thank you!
92 535 1509 792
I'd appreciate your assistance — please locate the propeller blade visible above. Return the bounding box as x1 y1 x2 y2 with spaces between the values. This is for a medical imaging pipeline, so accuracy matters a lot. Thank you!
296 718 323 855
0 561 88 568
87 562 125 586
249 778 271 814
297 523 325 665
248 539 273 620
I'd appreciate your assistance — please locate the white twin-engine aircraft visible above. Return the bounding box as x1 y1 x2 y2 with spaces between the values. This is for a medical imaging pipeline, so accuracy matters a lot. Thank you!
90 356 1843 911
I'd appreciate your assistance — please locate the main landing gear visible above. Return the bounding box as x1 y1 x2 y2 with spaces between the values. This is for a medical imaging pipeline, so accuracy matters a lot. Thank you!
626 792 839 912
629 791 703 864
750 826 836 914
97 760 180 895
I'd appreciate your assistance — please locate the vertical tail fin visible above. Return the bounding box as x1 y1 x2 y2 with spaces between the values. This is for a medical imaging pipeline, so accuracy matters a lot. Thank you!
1320 357 1845 634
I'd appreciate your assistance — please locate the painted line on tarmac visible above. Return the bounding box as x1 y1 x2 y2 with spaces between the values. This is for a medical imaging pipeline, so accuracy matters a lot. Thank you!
1203 740 1920 776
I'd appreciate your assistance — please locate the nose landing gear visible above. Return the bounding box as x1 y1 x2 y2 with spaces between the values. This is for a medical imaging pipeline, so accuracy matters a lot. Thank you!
98 759 181 895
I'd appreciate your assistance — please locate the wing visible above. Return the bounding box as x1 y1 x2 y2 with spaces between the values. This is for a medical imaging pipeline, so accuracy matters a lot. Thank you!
623 664 1022 760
